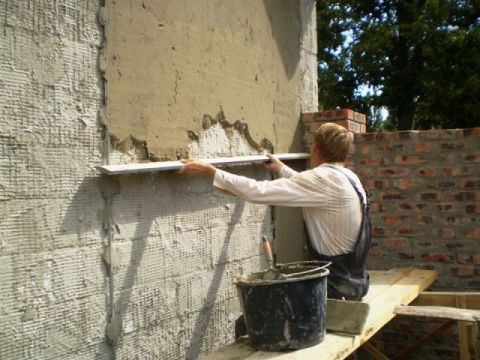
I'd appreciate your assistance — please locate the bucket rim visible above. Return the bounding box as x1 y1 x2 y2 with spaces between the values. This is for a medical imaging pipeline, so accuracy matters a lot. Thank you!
233 261 330 286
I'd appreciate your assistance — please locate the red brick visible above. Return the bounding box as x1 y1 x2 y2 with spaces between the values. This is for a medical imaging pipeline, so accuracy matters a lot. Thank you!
453 266 475 277
361 156 387 166
386 239 407 248
357 169 374 177
447 191 480 201
419 129 457 140
440 142 464 150
417 215 435 224
443 216 459 224
379 168 409 177
462 179 480 188
387 143 405 151
383 215 400 225
421 252 453 263
464 154 480 163
437 180 456 188
382 192 407 200
373 227 389 237
370 249 386 259
397 227 416 235
438 228 455 239
364 179 388 190
465 229 480 238
419 192 439 200
472 255 480 265
360 145 371 155
442 167 471 176
369 203 383 213
417 168 436 177
395 155 428 165
437 203 456 212
457 254 472 264
414 142 432 152
394 179 415 190
463 128 480 137
466 205 480 214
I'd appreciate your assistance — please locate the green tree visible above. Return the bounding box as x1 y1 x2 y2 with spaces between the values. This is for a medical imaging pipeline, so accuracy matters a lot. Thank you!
317 0 480 131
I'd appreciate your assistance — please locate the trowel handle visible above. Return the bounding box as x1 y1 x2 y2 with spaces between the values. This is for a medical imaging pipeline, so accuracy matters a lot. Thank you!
262 237 273 263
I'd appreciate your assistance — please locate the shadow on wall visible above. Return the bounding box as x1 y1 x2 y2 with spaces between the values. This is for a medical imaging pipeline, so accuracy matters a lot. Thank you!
289 114 308 153
97 172 229 356
262 0 300 80
62 168 271 358
185 201 245 360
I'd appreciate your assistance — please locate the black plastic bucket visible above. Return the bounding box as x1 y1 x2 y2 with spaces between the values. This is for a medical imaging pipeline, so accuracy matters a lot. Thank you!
233 261 330 351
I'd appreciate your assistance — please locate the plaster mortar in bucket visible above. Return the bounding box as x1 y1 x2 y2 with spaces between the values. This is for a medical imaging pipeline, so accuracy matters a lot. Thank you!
233 261 330 351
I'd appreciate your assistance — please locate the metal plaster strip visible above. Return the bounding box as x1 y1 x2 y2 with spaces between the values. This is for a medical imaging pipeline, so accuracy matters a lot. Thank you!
96 153 310 175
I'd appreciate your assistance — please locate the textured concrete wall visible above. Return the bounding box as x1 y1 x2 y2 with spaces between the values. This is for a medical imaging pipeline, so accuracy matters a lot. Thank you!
0 1 107 358
1 1 317 359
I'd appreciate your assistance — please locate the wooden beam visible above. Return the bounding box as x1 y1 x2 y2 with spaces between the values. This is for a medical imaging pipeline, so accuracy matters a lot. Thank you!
97 153 310 175
413 292 480 310
361 342 390 360
394 305 480 322
395 320 456 360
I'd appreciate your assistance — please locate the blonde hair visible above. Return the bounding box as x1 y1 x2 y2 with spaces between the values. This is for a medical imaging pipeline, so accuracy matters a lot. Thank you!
314 122 353 162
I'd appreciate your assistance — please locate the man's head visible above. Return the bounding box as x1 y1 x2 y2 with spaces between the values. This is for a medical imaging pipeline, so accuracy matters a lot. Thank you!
311 122 353 166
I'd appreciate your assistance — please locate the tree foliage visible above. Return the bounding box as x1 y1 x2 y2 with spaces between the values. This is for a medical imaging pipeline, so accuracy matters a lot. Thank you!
317 0 480 131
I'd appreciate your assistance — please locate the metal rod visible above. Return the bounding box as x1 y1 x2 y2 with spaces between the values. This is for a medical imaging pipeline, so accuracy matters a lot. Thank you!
96 152 310 175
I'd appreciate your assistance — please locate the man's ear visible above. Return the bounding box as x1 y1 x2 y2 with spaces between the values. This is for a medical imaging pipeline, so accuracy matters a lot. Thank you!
313 143 321 154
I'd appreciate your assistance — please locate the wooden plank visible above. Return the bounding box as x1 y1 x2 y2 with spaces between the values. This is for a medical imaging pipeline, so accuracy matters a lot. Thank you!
413 291 480 310
201 268 438 360
96 153 310 175
361 342 390 360
359 269 438 343
327 299 370 335
457 295 473 360
362 268 414 303
394 305 480 322
468 322 479 360
203 337 256 360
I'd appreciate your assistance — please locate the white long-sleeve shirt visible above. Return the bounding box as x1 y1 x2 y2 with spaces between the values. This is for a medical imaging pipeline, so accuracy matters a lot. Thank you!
213 163 366 256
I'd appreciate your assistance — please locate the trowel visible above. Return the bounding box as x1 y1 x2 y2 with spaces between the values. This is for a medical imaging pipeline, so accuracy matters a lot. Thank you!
261 236 283 280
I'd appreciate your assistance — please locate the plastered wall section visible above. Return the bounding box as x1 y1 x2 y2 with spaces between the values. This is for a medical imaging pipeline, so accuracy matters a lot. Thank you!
0 1 108 359
105 0 305 159
102 2 315 358
106 124 272 359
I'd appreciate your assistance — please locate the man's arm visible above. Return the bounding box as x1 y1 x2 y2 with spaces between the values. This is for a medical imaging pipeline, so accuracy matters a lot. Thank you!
179 159 327 207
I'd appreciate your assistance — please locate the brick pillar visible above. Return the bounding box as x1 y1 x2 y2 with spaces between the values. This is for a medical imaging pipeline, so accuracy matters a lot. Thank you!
302 109 367 148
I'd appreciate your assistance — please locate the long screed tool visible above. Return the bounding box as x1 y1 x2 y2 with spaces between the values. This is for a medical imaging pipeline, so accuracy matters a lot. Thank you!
97 153 310 175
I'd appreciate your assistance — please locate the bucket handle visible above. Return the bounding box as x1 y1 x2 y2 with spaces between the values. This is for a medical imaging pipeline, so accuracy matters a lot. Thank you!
280 261 332 279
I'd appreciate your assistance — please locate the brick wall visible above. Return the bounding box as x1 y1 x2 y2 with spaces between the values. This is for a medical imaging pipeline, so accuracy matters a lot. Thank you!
354 128 480 287
302 110 480 358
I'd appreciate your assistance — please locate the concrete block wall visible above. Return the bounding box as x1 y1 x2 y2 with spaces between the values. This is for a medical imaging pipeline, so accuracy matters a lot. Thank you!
0 1 108 359
1 1 318 359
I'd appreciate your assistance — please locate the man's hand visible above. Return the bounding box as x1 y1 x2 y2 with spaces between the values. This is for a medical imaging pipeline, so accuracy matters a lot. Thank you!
179 159 217 178
263 154 284 172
